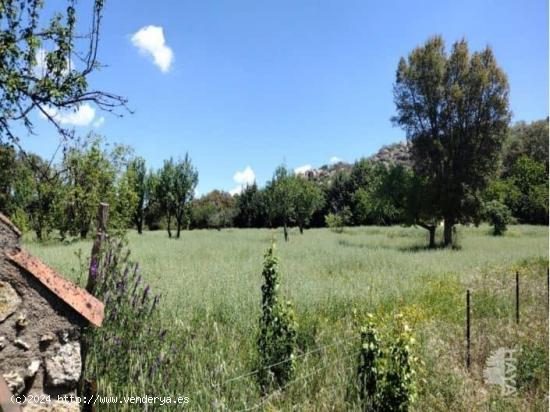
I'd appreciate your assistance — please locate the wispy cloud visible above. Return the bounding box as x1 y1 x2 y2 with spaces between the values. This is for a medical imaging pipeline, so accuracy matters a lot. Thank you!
294 164 312 175
131 25 174 73
92 116 105 128
230 166 255 195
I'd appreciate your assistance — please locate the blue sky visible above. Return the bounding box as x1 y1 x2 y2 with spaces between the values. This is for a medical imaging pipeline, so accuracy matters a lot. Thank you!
21 0 549 195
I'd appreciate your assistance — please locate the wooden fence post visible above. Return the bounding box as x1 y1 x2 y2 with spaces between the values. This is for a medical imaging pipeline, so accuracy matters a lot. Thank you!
466 289 471 370
86 203 109 294
515 271 520 324
81 202 108 412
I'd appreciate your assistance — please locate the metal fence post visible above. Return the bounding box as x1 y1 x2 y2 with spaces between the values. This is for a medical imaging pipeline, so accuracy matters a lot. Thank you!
466 289 471 370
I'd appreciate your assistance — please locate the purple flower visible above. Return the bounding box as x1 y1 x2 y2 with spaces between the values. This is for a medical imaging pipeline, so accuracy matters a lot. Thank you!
141 285 150 305
90 258 98 279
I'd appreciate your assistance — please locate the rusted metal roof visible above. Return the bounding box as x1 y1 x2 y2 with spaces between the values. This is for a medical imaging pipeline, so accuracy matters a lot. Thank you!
0 375 21 412
8 249 104 327
0 213 21 237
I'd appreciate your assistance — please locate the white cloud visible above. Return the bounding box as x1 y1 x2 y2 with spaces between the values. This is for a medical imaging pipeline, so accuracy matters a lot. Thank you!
92 116 105 128
41 103 96 126
229 186 243 196
131 25 174 73
233 166 255 186
294 164 312 175
230 166 256 195
329 156 343 164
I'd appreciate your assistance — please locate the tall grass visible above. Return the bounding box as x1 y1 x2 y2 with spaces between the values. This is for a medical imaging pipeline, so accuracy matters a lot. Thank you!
25 225 548 411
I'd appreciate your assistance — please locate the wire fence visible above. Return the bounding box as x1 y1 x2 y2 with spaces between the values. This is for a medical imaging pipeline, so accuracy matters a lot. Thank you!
208 266 548 410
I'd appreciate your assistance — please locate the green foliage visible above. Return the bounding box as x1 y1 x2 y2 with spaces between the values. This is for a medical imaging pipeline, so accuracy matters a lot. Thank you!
126 157 148 234
325 211 347 233
12 152 63 240
257 244 297 392
355 314 382 410
517 343 548 391
190 190 236 229
506 155 548 224
60 136 133 239
0 0 126 144
0 143 17 214
234 183 267 228
483 200 511 235
354 314 418 412
393 36 511 246
503 119 549 175
157 155 198 238
83 238 175 402
293 176 324 233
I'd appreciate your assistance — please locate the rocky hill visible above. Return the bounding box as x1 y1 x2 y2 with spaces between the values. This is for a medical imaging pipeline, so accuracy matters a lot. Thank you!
304 141 412 181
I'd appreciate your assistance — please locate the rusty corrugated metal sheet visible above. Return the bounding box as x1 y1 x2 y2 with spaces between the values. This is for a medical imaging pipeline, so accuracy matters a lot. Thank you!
0 375 22 412
8 249 104 327
0 213 21 237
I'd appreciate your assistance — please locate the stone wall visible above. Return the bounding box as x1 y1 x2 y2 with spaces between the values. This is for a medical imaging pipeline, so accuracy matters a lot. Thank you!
0 220 84 411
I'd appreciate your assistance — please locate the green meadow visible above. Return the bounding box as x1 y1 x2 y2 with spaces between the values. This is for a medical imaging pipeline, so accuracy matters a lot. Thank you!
26 225 549 411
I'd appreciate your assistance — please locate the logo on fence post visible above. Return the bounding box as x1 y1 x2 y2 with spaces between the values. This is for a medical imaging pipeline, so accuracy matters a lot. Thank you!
483 348 517 396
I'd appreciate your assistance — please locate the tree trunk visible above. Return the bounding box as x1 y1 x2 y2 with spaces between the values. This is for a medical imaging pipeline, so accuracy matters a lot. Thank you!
443 218 454 247
167 215 172 238
283 222 289 242
35 227 43 242
299 225 304 234
137 217 143 234
176 219 181 239
428 226 435 248
418 222 436 248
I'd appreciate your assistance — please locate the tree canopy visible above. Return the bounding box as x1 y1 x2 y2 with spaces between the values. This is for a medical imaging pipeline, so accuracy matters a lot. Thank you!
0 0 126 146
393 36 511 246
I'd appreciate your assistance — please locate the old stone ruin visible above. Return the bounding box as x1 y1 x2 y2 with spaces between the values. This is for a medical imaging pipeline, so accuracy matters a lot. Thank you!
0 213 104 411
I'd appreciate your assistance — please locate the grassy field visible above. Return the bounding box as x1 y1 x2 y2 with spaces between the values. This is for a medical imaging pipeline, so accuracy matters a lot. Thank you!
26 224 549 411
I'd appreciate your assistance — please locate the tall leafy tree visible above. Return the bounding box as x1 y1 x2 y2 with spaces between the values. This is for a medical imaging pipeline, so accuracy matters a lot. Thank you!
0 0 126 145
293 176 324 234
234 183 266 228
502 119 549 174
157 155 198 238
13 152 62 240
266 165 298 241
0 144 17 214
393 36 510 246
126 157 148 234
60 137 132 238
191 190 236 230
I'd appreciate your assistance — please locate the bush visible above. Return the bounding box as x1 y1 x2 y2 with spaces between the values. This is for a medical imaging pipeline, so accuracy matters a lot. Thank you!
325 209 351 233
257 243 297 392
353 313 418 412
484 200 512 235
82 239 176 400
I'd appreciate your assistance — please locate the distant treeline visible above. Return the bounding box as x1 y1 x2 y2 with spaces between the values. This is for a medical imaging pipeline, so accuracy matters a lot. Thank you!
0 118 547 241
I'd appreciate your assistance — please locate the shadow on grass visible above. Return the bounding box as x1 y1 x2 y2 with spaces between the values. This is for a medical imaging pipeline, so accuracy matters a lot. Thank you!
398 243 462 252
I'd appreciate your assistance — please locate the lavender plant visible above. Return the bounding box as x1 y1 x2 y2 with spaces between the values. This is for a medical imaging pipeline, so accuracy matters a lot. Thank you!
82 238 175 399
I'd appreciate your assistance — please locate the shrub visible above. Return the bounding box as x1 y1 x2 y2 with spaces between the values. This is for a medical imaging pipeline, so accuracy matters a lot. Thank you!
325 210 350 233
257 243 298 392
82 238 176 400
354 313 418 412
356 314 382 409
484 200 512 235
